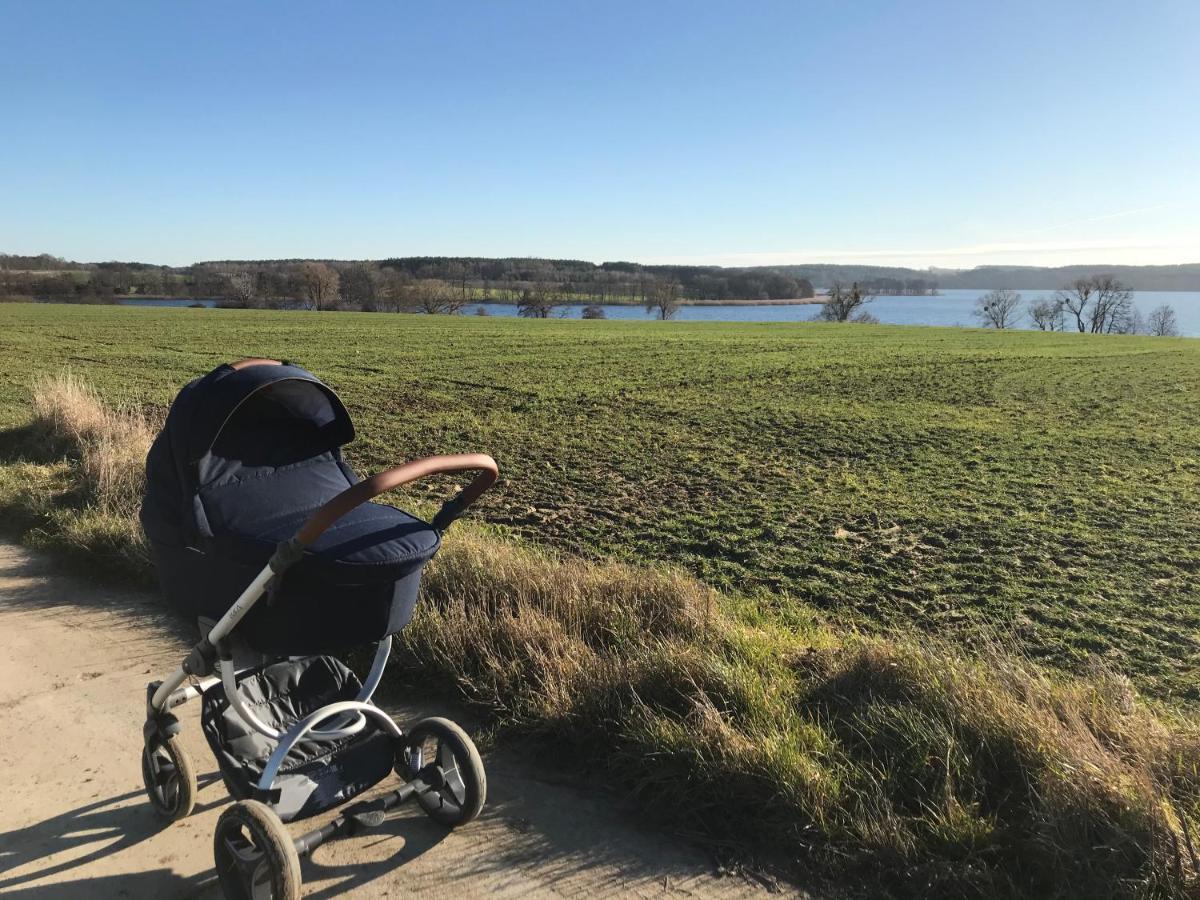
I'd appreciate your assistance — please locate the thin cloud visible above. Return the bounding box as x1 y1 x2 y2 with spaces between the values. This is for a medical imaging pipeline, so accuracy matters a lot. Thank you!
1025 201 1195 235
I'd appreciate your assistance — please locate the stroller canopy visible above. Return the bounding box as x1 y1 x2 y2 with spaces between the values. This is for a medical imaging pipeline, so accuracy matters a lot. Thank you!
141 361 439 588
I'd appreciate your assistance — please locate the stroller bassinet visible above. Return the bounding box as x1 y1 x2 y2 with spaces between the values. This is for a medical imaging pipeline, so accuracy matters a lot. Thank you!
140 359 498 900
141 360 440 654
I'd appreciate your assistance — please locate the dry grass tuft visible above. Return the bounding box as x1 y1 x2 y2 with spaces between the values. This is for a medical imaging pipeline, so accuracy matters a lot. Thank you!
22 372 153 571
30 371 153 516
6 372 1200 896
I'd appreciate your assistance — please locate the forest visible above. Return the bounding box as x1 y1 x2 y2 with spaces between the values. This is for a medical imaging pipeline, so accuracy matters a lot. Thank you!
0 253 815 308
6 253 1200 313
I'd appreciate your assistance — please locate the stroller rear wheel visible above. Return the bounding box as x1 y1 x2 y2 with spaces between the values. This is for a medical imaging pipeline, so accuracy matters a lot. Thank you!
141 733 197 820
214 800 301 900
404 717 487 827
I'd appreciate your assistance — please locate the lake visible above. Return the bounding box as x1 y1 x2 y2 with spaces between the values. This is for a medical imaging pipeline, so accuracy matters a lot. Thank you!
471 290 1200 335
121 289 1200 336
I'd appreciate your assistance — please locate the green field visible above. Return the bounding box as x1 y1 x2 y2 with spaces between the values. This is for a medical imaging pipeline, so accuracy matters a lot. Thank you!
2 302 1199 701
7 301 1200 894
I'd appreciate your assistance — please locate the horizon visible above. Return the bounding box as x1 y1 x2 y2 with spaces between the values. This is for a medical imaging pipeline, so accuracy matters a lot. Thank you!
8 250 1200 275
2 1 1198 268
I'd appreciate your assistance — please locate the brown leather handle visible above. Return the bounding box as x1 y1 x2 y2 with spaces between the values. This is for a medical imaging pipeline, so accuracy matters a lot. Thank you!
229 357 283 370
295 453 499 546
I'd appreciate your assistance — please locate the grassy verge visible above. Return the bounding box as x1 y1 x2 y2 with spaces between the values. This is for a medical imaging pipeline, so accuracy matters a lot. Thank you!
3 372 1200 897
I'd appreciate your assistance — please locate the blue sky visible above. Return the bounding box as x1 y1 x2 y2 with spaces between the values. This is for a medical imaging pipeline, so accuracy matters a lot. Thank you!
1 0 1197 268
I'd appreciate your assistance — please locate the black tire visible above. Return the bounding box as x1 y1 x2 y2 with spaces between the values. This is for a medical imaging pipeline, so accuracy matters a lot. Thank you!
141 733 197 821
404 717 486 827
213 800 301 900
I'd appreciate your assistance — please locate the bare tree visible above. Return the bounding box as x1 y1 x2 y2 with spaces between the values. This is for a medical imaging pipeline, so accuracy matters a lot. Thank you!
1113 304 1144 335
340 263 378 310
223 272 257 308
1055 277 1094 333
1146 304 1180 337
378 277 415 313
1089 275 1135 334
446 261 470 306
816 281 874 322
974 289 1023 329
582 304 606 319
1054 275 1134 334
1028 297 1065 331
298 262 341 311
646 279 682 320
442 283 469 315
413 278 461 314
518 281 558 318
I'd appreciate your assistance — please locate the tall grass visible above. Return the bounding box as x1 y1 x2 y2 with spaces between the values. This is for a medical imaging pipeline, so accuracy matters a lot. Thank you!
22 372 152 571
9 372 1200 897
31 371 152 516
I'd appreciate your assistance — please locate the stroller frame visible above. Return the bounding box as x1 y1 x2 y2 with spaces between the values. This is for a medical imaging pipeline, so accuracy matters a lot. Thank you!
140 359 499 899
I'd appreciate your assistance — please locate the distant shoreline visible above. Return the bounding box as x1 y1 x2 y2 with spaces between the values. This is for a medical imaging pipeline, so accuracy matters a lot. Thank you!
472 296 828 307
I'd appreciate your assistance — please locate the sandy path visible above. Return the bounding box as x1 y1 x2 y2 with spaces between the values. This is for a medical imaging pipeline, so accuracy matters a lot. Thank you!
0 542 795 899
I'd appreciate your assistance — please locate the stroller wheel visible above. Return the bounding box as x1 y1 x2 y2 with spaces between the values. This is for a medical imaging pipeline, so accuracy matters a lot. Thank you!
141 733 197 821
214 800 301 900
404 717 487 828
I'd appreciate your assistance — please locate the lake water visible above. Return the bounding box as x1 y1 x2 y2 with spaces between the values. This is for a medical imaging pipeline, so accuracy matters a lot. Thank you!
119 297 218 308
121 289 1200 336
472 290 1200 335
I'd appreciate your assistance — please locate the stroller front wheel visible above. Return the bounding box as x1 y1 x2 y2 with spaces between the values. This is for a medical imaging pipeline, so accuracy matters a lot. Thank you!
404 717 487 828
141 733 197 820
214 800 301 900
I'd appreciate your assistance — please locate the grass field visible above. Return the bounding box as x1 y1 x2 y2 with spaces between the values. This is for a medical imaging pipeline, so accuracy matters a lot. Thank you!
3 303 1198 698
4 303 1200 896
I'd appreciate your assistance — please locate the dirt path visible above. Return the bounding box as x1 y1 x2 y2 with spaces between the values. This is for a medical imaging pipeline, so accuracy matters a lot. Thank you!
0 542 796 899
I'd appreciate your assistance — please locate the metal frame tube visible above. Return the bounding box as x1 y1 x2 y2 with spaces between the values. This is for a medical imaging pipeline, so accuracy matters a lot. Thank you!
354 636 391 704
293 779 419 857
256 701 402 794
150 563 276 711
304 636 392 739
220 658 284 740
219 639 389 742
164 676 220 710
150 666 190 712
207 564 276 644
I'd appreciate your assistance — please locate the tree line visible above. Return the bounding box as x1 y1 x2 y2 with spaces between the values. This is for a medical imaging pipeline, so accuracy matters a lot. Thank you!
812 275 1182 336
973 278 1180 336
811 275 1181 336
768 262 1200 292
0 253 814 308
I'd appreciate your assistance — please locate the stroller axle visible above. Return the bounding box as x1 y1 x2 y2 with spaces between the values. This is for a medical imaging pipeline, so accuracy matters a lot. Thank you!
292 779 422 857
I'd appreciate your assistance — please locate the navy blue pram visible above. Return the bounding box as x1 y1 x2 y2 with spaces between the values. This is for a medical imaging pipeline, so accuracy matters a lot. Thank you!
138 358 498 900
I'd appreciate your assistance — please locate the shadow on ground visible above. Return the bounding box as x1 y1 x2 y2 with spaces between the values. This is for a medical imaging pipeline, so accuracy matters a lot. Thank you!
0 789 213 898
0 543 189 643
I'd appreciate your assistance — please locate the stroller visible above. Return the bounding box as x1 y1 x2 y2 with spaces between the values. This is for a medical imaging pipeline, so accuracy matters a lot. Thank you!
139 358 498 900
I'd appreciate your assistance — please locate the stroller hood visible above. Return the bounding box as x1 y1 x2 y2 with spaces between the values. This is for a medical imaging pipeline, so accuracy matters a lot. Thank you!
140 361 354 549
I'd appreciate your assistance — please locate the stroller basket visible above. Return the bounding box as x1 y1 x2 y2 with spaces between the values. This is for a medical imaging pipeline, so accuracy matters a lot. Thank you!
201 655 396 822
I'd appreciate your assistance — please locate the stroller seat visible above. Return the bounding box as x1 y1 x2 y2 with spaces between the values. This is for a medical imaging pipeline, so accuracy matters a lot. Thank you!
200 453 440 584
